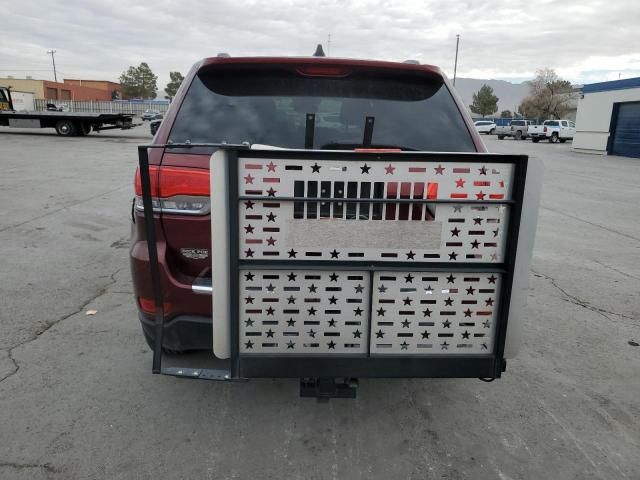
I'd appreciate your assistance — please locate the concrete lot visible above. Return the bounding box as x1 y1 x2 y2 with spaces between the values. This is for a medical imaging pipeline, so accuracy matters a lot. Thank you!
0 127 638 479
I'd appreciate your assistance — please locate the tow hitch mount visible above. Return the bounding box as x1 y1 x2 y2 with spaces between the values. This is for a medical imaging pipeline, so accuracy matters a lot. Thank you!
300 377 359 400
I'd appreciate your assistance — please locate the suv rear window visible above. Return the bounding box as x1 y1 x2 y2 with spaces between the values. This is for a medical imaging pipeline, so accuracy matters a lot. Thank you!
169 65 476 152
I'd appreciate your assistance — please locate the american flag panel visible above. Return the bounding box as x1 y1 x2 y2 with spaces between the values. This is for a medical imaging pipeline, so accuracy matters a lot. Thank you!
238 157 512 263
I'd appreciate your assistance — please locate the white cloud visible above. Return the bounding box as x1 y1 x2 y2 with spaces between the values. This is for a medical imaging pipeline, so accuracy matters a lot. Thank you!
2 0 638 87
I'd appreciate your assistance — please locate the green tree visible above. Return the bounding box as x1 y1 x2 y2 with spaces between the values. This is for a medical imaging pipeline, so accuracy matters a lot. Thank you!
519 68 577 119
165 71 184 98
500 109 512 118
119 62 158 99
469 85 499 117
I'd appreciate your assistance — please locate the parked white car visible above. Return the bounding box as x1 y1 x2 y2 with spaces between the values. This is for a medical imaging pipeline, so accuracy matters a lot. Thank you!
529 119 576 143
474 120 496 135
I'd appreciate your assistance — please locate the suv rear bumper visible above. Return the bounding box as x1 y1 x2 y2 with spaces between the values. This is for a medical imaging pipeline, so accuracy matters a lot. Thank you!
139 312 212 352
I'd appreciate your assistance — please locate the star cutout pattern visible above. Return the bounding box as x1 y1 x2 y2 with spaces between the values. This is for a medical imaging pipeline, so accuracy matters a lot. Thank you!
237 157 509 353
367 272 500 354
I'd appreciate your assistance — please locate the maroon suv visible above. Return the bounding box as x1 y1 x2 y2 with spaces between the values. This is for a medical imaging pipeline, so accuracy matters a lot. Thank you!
130 55 485 352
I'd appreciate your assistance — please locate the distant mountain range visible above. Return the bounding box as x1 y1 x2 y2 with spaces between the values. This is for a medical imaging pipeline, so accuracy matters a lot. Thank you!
452 78 531 116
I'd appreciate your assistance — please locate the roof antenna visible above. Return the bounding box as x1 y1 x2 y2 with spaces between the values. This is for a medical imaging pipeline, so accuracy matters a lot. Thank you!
313 44 326 57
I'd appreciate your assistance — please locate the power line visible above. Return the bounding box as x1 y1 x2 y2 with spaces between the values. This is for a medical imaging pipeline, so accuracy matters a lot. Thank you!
46 49 57 82
453 34 460 86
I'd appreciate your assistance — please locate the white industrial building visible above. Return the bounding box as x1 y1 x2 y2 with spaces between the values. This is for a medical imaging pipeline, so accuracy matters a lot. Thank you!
572 77 640 158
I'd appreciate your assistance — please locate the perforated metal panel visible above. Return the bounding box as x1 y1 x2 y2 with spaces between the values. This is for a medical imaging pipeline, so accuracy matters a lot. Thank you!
239 157 512 262
370 272 501 354
239 270 370 354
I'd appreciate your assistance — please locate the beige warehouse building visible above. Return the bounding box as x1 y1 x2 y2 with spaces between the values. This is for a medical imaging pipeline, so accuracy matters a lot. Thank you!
573 77 640 158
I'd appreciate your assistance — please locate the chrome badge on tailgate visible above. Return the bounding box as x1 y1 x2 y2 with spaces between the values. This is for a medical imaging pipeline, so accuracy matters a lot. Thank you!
180 248 209 260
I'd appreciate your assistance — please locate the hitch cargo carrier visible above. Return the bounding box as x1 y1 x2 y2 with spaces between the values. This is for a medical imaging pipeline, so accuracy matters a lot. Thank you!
137 144 542 396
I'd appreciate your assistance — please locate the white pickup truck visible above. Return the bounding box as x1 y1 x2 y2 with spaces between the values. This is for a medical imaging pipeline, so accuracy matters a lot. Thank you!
528 119 576 143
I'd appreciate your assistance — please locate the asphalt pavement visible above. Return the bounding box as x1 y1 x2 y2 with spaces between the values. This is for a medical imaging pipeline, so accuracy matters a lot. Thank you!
0 127 638 479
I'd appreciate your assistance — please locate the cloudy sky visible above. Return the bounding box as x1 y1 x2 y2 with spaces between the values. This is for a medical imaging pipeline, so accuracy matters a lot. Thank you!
2 0 639 89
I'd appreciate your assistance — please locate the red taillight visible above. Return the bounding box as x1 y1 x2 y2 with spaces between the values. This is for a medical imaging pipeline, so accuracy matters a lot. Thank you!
138 297 172 315
296 66 352 77
543 126 547 133
134 165 210 197
134 165 211 215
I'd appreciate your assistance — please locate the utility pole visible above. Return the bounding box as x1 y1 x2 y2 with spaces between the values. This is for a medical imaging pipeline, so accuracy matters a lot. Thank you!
47 49 58 82
327 33 331 56
453 34 460 86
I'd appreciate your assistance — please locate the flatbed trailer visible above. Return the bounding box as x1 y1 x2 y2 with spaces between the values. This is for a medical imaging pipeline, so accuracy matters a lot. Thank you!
0 86 137 136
